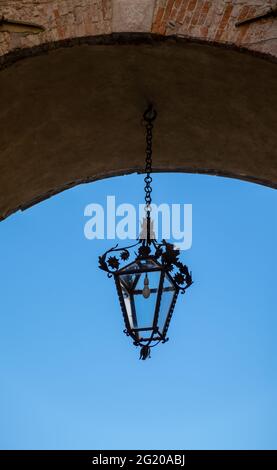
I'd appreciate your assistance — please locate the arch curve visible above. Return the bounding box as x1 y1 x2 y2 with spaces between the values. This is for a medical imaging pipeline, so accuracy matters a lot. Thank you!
0 1 277 221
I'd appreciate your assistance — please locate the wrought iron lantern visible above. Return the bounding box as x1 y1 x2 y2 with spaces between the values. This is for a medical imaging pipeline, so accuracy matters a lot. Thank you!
99 105 192 359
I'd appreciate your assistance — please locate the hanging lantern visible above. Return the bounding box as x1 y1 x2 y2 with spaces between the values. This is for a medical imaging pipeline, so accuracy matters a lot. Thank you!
99 105 193 359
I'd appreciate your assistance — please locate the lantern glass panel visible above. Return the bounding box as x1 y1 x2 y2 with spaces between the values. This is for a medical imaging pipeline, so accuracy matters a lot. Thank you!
120 283 137 330
121 261 141 273
133 270 162 330
157 274 177 335
118 259 164 342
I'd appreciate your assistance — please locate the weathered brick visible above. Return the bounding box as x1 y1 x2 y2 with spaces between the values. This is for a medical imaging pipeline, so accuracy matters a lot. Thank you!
189 1 203 29
176 1 190 24
0 0 277 59
236 6 257 45
152 6 165 32
214 4 233 42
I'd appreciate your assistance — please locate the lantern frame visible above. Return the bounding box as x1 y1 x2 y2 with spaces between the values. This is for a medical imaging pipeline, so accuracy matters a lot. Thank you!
99 237 192 358
98 104 193 359
115 258 179 344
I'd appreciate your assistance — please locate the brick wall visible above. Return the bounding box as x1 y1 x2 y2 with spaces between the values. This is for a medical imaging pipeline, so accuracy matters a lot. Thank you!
152 0 277 56
0 0 277 59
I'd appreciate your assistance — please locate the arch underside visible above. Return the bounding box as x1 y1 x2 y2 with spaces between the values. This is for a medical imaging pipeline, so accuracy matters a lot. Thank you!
0 36 276 221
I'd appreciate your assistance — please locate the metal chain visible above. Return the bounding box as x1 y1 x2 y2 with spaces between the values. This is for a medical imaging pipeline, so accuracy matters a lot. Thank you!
143 105 157 211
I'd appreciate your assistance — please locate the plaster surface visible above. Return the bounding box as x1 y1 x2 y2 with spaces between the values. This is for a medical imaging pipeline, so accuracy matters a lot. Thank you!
0 38 276 220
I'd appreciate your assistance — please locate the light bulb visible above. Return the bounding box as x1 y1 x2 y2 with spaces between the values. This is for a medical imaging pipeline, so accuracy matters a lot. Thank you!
142 274 151 299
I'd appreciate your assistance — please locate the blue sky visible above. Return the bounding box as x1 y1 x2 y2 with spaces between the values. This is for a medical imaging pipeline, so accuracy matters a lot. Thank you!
0 173 276 450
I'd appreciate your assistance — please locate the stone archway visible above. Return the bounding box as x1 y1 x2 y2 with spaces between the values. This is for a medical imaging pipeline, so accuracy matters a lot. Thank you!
2 1 277 60
0 0 276 221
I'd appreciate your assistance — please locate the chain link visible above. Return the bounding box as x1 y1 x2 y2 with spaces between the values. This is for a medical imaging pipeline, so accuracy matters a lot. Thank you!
144 121 153 208
143 105 157 211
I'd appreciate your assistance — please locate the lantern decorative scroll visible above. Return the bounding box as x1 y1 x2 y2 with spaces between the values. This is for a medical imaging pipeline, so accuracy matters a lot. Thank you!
99 105 192 359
